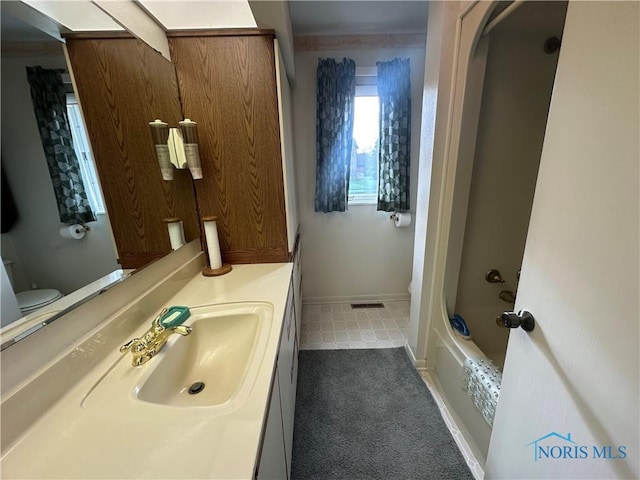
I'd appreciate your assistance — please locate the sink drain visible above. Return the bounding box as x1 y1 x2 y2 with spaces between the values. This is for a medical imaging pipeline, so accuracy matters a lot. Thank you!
188 382 205 395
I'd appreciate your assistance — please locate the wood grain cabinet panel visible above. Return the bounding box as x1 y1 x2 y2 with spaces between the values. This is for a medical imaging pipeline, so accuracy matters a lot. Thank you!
169 33 288 264
65 36 199 269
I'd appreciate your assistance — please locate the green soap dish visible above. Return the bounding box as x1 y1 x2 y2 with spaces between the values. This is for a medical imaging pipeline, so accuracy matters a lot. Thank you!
159 306 191 328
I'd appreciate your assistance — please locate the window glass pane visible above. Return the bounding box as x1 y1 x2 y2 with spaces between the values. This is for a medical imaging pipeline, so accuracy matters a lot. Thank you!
66 96 106 214
350 95 379 199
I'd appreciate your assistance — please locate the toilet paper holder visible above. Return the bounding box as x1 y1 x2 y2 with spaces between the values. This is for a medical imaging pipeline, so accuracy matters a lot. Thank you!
73 224 91 234
389 212 412 228
59 224 91 240
389 212 411 220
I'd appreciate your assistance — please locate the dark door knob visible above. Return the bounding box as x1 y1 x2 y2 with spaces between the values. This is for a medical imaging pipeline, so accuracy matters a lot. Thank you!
497 310 535 332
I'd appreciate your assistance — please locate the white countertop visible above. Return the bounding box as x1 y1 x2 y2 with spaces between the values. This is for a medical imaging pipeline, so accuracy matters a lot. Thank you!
1 263 293 479
1 269 131 345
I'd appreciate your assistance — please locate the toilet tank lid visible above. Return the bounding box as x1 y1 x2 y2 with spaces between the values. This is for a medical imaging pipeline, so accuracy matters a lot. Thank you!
15 289 63 309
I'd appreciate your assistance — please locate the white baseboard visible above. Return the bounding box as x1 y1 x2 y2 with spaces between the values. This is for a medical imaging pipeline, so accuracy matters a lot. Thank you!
404 343 417 363
303 293 410 305
414 358 427 369
404 343 426 368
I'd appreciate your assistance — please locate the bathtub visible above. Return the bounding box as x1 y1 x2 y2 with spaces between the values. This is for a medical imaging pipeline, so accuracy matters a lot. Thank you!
429 298 496 465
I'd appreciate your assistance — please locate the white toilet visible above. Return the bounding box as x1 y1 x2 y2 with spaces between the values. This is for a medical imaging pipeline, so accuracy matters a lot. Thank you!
2 260 63 316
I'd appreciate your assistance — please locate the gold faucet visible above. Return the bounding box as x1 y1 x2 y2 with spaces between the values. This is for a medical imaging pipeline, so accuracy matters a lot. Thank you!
120 308 192 366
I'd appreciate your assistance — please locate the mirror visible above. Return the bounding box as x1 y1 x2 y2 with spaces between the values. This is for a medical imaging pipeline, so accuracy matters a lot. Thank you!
0 2 199 345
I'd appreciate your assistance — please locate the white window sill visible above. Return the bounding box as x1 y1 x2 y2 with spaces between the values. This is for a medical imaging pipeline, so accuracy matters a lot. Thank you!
348 194 377 205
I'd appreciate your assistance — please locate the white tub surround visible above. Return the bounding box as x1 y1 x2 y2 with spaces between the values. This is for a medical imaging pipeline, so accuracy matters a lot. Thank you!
428 299 494 464
1 262 293 479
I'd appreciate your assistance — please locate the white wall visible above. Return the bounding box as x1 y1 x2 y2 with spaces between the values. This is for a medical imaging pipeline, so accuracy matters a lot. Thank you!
486 2 639 478
293 42 425 303
1 50 120 295
1 258 22 327
453 5 565 365
249 0 296 85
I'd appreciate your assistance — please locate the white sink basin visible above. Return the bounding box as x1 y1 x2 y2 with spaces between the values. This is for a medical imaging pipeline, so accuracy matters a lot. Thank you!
137 303 272 406
81 302 273 410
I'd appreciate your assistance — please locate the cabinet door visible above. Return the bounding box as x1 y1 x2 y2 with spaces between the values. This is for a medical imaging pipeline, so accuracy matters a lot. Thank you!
257 369 287 480
293 244 302 346
169 32 288 264
277 283 296 478
291 336 299 403
65 35 199 269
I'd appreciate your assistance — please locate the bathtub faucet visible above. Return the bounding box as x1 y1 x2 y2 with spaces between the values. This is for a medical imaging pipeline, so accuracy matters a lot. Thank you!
485 269 505 283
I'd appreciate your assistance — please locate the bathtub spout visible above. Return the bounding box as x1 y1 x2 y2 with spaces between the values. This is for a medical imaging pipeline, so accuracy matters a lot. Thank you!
498 290 516 304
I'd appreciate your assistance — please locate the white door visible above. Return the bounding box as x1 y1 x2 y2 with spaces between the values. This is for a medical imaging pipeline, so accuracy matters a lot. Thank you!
485 2 639 479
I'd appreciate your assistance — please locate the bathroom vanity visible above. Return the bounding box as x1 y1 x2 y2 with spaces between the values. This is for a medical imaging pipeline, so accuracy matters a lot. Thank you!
2 12 302 477
0 244 301 479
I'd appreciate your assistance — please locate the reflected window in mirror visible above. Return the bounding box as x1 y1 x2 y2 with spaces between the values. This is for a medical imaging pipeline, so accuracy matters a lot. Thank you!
66 93 106 215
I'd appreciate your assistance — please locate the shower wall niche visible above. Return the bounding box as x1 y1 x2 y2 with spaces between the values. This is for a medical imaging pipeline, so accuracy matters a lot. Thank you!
454 1 568 368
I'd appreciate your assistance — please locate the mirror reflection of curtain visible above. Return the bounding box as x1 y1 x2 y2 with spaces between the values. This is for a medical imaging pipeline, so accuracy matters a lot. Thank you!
26 66 95 224
1 164 18 233
315 58 356 213
376 58 411 212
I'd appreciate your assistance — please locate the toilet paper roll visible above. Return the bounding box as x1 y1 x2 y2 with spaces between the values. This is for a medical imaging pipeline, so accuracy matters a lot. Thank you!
394 213 412 228
203 218 223 269
60 224 85 240
165 219 185 250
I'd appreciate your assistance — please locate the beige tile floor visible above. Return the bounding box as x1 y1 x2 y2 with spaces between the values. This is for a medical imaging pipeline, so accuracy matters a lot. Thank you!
300 301 411 350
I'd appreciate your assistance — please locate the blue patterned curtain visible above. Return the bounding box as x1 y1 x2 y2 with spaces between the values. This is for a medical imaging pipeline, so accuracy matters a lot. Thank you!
377 58 411 212
315 58 356 213
26 66 95 224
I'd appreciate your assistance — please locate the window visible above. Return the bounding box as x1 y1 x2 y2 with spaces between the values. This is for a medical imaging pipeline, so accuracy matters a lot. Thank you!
349 67 379 205
66 94 106 214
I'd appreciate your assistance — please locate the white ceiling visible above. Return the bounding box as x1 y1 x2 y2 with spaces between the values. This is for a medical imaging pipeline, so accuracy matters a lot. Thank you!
23 1 124 31
288 1 428 36
1 0 126 43
2 0 430 43
138 1 256 30
1 11 53 42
